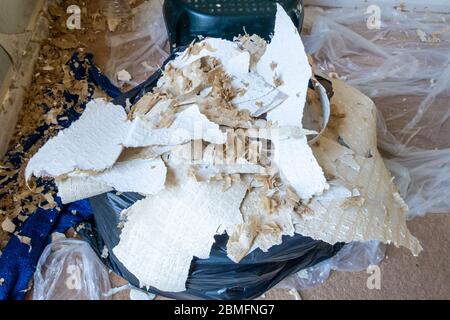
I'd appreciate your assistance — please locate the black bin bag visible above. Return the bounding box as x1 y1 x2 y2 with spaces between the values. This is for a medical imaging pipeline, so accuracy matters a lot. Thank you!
80 49 344 300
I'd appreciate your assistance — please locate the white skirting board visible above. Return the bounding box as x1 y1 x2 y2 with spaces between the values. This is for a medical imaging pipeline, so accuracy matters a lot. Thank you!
0 0 49 158
303 0 450 12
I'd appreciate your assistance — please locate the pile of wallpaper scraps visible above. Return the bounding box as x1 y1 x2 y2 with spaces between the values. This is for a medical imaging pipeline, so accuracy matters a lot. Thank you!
25 5 421 293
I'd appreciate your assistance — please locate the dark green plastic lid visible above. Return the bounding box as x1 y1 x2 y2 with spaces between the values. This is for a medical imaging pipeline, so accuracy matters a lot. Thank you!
163 0 304 50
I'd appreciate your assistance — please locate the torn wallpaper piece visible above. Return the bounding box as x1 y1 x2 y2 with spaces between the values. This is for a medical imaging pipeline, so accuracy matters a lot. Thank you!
257 4 312 127
294 169 422 256
169 38 250 79
253 4 327 200
274 137 328 200
56 177 112 205
117 145 173 162
113 176 248 292
138 99 173 128
227 187 296 263
195 164 266 181
295 79 422 255
56 157 167 204
124 104 227 147
25 99 129 180
156 58 216 97
231 72 288 117
170 142 268 180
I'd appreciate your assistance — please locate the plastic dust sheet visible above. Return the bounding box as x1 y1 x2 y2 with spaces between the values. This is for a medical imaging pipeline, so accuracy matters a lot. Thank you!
105 0 169 86
33 239 111 300
303 5 450 218
279 5 450 290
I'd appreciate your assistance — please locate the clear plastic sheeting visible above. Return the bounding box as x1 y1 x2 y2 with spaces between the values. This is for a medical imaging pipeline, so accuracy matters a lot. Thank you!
303 6 450 219
384 148 450 218
105 0 169 86
277 241 385 290
33 239 111 300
